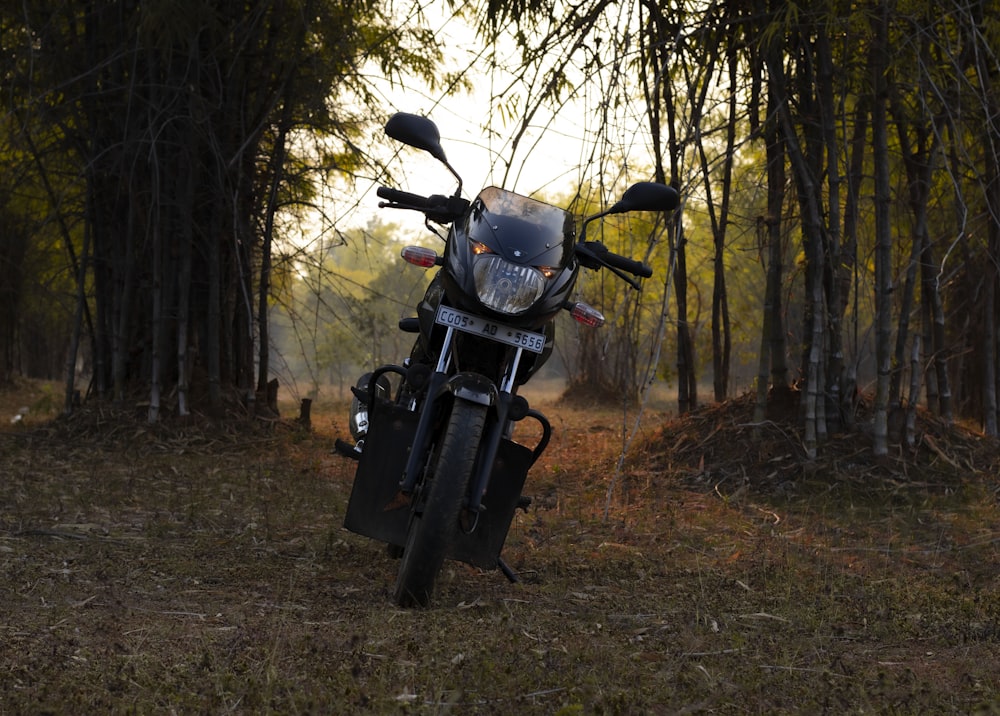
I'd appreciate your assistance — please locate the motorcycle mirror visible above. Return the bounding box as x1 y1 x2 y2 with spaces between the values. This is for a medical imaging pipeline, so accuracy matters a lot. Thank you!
579 181 679 243
384 112 464 196
385 112 448 163
607 181 679 215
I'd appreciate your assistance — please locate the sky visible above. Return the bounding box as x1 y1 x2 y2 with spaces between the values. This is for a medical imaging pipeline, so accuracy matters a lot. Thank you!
325 3 645 236
297 0 672 277
368 6 588 197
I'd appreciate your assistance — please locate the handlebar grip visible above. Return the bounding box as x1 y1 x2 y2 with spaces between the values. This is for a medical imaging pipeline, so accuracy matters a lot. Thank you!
376 185 432 208
604 251 653 278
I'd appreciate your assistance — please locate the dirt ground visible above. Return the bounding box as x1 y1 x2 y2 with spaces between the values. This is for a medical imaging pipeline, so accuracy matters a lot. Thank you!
2 379 999 713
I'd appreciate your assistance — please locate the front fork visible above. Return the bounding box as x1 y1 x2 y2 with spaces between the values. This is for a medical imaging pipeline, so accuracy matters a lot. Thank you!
392 326 551 508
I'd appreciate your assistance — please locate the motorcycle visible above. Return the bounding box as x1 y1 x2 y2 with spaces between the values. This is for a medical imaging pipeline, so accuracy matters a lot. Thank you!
337 112 678 607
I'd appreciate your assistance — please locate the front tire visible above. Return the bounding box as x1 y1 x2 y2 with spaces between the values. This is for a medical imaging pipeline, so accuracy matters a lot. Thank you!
393 400 487 608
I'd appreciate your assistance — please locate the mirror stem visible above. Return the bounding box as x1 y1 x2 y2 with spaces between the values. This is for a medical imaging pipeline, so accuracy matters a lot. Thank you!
441 160 462 197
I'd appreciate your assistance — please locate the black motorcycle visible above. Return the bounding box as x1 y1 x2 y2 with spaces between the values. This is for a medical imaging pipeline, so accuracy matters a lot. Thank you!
337 112 678 607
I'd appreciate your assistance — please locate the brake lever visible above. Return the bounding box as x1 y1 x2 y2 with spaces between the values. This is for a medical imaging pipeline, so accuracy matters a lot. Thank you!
606 265 642 291
576 242 642 290
377 201 423 212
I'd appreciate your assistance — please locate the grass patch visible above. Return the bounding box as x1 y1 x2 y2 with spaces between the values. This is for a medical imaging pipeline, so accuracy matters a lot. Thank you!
1 390 999 713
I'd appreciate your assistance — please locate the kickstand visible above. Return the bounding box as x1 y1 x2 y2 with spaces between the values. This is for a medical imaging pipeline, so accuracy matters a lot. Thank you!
498 557 519 583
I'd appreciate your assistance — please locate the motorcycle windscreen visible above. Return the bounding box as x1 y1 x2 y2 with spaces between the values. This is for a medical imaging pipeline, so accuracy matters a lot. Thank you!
343 402 417 546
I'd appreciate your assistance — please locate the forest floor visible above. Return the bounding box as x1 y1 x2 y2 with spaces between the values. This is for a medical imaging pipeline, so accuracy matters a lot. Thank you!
2 378 1000 714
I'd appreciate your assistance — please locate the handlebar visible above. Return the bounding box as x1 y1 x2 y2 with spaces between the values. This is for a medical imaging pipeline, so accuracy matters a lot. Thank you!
602 249 653 278
378 188 653 283
377 186 469 224
576 241 653 280
376 185 434 209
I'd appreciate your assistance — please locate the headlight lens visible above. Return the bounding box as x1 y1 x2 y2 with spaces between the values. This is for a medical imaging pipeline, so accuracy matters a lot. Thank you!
473 255 545 314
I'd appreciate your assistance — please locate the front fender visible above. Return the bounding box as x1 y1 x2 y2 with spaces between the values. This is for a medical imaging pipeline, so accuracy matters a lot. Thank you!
446 372 497 406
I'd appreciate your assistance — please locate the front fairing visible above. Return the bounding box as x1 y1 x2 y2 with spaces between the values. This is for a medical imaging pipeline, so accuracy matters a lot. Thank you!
465 187 575 267
442 187 579 327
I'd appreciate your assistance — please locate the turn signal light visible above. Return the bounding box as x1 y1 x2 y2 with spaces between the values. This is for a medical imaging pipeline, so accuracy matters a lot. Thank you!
568 302 605 327
401 245 439 268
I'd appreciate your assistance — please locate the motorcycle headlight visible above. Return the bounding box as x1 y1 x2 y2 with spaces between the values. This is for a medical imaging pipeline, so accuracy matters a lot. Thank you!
473 255 545 315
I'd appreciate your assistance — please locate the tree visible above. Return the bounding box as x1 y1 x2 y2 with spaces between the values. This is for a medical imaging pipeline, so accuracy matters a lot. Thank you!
2 0 446 419
0 196 29 386
870 2 894 456
468 0 1000 451
266 218 428 401
564 205 672 402
7 0 1000 446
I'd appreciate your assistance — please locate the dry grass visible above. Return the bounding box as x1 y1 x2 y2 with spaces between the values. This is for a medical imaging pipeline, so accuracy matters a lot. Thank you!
2 379 999 714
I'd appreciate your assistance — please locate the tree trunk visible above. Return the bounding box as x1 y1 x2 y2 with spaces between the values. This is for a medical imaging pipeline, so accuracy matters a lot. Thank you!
840 100 868 430
754 76 789 426
641 6 695 414
148 48 164 424
257 14 304 395
257 112 292 395
176 92 196 417
870 3 893 457
765 43 827 458
905 335 922 448
974 6 1000 435
816 28 847 434
709 49 736 403
888 65 937 414
674 223 697 413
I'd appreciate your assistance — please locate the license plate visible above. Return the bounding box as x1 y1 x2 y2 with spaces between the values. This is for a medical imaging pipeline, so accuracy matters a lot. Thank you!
435 305 546 354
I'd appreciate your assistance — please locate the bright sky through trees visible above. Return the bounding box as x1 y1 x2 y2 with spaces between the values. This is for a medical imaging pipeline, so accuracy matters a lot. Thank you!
331 1 651 232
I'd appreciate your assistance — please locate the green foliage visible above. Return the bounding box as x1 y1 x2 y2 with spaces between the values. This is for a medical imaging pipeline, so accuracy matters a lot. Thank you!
461 0 1000 436
6 0 1000 434
268 218 428 398
554 185 670 400
0 109 78 383
0 0 450 411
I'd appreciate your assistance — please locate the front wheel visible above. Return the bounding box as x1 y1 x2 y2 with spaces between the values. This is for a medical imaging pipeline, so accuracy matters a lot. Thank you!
393 400 487 607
